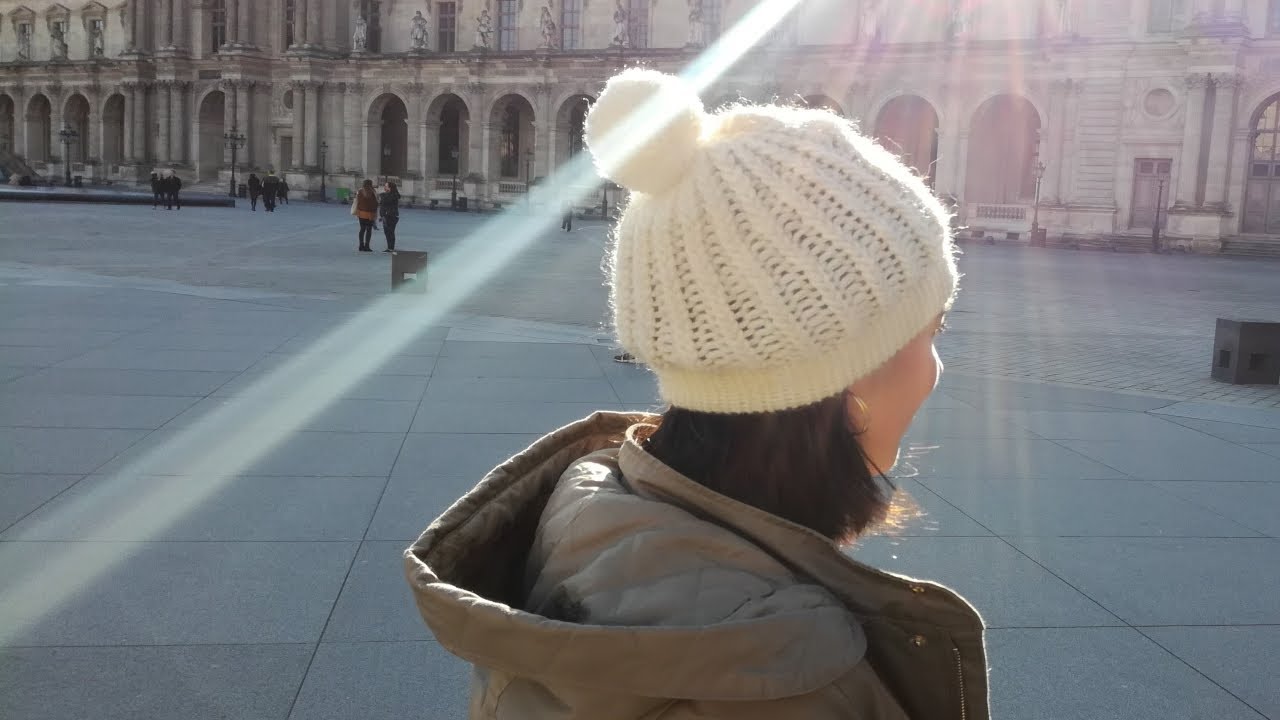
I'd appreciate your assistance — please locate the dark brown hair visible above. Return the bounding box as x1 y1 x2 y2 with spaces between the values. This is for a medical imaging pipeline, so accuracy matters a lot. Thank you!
637 391 892 542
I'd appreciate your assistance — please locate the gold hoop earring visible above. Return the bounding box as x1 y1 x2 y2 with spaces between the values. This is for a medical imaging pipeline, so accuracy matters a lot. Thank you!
851 395 871 432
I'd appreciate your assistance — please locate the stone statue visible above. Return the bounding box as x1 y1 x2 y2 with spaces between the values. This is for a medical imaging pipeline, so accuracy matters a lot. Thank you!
90 19 105 56
611 0 629 47
858 0 881 44
949 0 971 40
539 5 557 49
475 7 493 49
353 14 368 51
50 22 68 59
17 23 32 60
687 0 704 46
1056 0 1073 36
410 10 429 50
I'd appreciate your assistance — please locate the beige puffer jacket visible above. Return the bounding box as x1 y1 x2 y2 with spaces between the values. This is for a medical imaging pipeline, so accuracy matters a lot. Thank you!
405 411 988 719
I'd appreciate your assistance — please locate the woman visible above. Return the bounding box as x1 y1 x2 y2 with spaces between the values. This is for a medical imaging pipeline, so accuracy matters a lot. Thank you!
353 179 378 252
406 70 987 719
247 173 262 211
379 181 400 252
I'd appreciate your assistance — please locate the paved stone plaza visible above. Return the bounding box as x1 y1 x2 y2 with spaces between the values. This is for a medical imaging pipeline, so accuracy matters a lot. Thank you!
1 201 1279 719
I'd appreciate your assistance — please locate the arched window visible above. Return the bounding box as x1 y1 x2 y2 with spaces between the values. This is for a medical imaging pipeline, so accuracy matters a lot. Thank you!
497 0 518 50
210 0 227 51
500 104 520 178
1244 94 1280 234
561 0 582 49
1269 0 1280 34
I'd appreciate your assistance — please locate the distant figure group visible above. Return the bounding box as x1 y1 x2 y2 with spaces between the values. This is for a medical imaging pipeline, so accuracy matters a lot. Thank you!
247 171 289 212
149 170 183 210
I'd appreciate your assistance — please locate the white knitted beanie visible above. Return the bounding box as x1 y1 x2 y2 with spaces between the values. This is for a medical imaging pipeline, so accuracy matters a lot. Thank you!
586 69 958 414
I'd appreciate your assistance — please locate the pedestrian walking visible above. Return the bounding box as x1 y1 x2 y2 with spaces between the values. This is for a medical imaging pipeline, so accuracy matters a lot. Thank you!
406 69 985 720
561 201 573 232
149 172 162 209
247 173 262 211
261 171 280 212
353 179 378 252
167 171 182 210
379 181 400 252
278 177 290 206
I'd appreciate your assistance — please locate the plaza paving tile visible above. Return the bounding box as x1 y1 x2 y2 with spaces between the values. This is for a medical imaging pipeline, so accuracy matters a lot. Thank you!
0 345 95 367
431 353 606 379
1142 626 1280 720
2 474 387 542
0 540 357 645
288 642 471 720
58 347 270 373
1164 416 1280 444
0 644 313 720
212 370 430 401
904 407 1038 440
916 476 1261 537
847 536 1121 628
1151 481 1280 537
0 427 150 474
410 399 619 433
1060 436 1280 481
986 628 1267 720
0 367 239 397
322 541 433 643
994 409 1207 441
99 429 408 477
1007 537 1280 625
168 397 422 433
895 436 1128 480
874 478 994 537
0 393 200 429
423 376 622 403
0 474 82 531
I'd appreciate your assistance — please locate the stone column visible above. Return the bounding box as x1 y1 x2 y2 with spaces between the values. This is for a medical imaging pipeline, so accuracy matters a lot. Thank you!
1060 80 1084 206
159 0 173 48
225 0 239 45
1203 73 1242 210
222 82 235 164
237 0 252 48
292 0 307 46
125 0 138 50
173 1 188 51
1174 73 1210 208
342 82 362 172
170 82 188 163
405 85 424 179
122 84 135 160
479 122 493 188
11 86 27 163
291 82 306 169
1040 79 1072 204
132 84 148 162
306 0 321 48
49 88 65 164
424 120 440 179
304 82 321 166
156 82 171 162
236 81 252 165
86 89 101 164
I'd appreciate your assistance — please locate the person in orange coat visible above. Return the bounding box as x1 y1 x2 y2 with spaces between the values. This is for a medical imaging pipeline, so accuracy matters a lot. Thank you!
354 179 379 252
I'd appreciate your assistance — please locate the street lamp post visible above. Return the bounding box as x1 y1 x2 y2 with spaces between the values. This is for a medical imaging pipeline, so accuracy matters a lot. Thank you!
450 147 460 209
319 140 328 202
223 130 246 198
1152 176 1166 253
525 148 534 207
1031 159 1046 246
58 125 78 186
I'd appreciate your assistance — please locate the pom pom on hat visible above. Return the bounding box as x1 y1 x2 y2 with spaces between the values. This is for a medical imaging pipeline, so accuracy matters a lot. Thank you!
585 69 706 195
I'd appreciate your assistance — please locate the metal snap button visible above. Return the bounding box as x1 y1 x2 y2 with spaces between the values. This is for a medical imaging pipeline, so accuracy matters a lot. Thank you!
910 584 926 594
909 634 927 648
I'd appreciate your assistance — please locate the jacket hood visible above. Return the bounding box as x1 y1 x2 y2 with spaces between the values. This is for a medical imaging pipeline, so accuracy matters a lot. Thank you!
404 411 869 702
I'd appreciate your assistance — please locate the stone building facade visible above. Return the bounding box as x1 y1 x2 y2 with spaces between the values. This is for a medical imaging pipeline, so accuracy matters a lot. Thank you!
1 0 1279 250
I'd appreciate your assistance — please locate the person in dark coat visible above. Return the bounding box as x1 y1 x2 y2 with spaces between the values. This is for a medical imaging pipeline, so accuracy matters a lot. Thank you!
379 181 401 252
561 201 574 232
167 171 182 210
150 172 162 208
278 177 289 205
261 172 280 212
247 174 262 211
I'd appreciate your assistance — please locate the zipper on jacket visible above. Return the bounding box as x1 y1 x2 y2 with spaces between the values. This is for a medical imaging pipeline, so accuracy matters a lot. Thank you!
952 646 968 720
